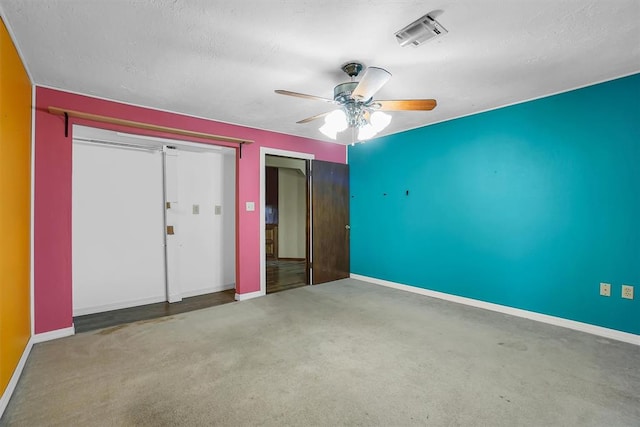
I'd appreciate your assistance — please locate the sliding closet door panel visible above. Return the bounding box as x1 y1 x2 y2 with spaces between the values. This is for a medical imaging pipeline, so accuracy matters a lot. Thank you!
72 142 166 316
175 150 236 297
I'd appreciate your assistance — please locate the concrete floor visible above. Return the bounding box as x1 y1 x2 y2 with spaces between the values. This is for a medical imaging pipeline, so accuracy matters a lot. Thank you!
2 279 639 426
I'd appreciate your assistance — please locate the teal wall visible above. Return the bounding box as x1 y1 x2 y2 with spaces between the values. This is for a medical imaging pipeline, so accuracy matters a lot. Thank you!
349 74 640 335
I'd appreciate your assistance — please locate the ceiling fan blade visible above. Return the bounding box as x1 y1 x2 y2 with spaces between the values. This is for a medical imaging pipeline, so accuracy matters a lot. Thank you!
296 111 331 124
275 90 335 103
351 67 392 101
376 99 437 111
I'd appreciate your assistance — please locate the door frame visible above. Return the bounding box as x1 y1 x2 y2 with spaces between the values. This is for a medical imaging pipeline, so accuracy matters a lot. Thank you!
72 125 236 313
259 147 314 296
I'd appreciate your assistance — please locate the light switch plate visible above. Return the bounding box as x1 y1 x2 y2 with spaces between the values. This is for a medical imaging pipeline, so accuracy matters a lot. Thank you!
600 282 611 297
192 204 200 215
246 201 255 211
215 205 222 215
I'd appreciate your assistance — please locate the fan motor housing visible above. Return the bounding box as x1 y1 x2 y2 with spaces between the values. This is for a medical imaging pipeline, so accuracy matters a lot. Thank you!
333 82 358 102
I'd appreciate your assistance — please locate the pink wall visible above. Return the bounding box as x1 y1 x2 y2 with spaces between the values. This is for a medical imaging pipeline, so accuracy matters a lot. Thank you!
34 86 346 334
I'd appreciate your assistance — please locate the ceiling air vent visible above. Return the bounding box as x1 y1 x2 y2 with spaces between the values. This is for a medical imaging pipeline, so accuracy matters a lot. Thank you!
395 14 448 47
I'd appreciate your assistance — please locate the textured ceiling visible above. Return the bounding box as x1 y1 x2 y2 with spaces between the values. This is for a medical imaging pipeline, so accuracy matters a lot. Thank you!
1 1 639 145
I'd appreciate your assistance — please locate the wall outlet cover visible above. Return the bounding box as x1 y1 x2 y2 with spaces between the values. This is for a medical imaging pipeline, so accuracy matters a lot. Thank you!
621 284 634 300
599 282 611 297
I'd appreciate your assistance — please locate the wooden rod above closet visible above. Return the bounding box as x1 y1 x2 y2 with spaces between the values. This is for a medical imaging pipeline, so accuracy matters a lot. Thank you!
47 106 253 145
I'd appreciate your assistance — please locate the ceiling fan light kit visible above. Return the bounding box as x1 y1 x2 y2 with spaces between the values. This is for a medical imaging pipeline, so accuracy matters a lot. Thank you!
319 109 391 141
276 61 437 143
395 13 448 47
319 110 348 139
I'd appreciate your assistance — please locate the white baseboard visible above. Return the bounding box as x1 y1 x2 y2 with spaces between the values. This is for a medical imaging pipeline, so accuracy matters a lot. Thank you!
351 274 640 346
32 325 75 344
181 283 235 299
0 337 33 418
73 295 166 317
235 290 264 301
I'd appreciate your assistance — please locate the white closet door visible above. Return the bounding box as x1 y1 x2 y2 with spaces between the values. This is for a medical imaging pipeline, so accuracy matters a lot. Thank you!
175 150 236 297
72 142 166 316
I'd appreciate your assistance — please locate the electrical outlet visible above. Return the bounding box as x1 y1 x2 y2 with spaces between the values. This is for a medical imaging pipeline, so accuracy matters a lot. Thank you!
621 285 634 300
600 282 611 297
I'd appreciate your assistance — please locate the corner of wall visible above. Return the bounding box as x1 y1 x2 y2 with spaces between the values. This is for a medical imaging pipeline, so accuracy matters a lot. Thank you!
0 8 35 84
0 338 33 419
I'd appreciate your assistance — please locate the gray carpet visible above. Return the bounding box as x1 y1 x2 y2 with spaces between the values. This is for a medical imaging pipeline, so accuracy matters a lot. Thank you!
2 279 639 426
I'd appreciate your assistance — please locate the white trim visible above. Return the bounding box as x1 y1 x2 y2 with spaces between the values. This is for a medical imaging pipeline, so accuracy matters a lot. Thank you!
0 338 33 418
235 290 265 301
32 325 75 343
30 84 36 336
351 274 640 346
259 147 314 295
180 283 235 299
116 131 230 153
74 125 234 153
73 296 166 317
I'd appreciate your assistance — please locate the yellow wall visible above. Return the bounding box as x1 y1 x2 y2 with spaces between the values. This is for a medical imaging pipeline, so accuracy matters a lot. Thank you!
0 16 32 396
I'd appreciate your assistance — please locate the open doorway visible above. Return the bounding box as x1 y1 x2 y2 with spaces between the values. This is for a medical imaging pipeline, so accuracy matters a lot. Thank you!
264 155 308 293
260 148 350 295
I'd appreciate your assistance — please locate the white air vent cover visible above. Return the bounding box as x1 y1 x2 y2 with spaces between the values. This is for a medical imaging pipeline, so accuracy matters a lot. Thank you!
395 14 448 47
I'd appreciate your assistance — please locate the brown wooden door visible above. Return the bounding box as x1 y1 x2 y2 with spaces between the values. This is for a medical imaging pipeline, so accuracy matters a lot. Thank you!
311 160 350 284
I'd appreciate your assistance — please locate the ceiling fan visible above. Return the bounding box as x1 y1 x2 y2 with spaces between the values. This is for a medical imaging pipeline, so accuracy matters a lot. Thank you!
275 62 437 141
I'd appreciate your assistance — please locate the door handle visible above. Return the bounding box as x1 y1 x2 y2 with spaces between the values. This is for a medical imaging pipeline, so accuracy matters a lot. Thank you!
345 225 350 230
